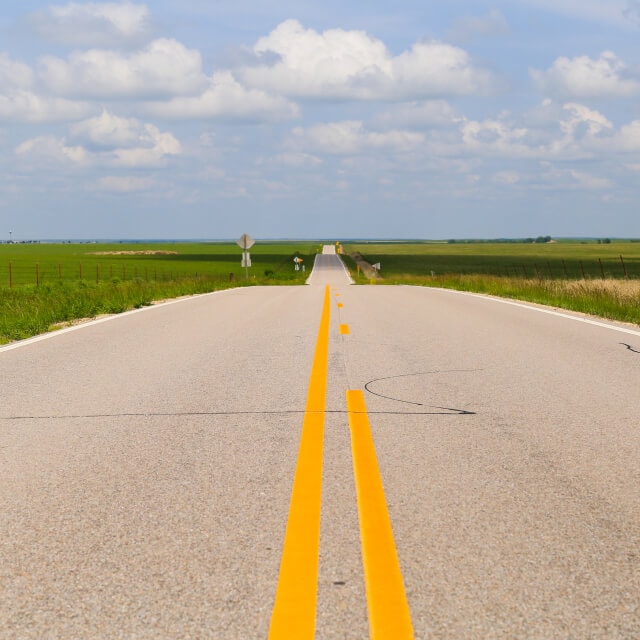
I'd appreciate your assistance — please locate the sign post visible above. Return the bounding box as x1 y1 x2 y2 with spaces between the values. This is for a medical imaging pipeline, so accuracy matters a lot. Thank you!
236 233 255 279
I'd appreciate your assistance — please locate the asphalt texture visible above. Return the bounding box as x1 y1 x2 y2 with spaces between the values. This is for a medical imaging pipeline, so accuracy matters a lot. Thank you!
2 249 640 639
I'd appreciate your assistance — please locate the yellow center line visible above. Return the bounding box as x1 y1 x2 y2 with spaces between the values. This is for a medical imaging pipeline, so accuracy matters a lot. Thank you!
346 390 415 640
268 285 331 640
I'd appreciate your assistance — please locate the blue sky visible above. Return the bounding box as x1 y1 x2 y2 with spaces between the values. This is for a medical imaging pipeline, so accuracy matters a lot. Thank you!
1 1 640 240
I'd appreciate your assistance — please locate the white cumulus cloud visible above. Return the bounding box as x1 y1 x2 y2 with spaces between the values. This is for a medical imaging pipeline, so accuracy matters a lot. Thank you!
531 51 640 98
31 2 153 46
70 110 167 149
15 136 88 165
290 120 424 155
39 38 206 99
610 120 640 151
374 100 463 129
16 113 181 169
559 103 613 137
111 129 180 167
461 118 533 156
145 71 299 121
0 53 93 122
0 90 92 123
0 53 34 89
239 19 493 101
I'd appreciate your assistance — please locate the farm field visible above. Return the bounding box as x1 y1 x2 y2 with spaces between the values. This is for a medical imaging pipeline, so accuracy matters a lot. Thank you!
0 241 318 288
0 242 318 344
344 241 640 280
343 241 640 326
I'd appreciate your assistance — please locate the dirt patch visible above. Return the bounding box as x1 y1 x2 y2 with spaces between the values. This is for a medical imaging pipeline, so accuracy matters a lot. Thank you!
87 250 179 256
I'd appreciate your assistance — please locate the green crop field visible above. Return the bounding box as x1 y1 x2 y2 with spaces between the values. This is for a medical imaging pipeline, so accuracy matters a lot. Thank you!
344 241 640 280
342 241 640 327
0 241 319 344
0 241 319 288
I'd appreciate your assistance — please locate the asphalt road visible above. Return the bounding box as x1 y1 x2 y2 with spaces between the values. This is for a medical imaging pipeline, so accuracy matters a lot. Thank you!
2 250 640 639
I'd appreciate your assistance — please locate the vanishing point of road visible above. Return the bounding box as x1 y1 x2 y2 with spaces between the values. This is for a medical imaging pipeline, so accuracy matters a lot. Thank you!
1 246 640 638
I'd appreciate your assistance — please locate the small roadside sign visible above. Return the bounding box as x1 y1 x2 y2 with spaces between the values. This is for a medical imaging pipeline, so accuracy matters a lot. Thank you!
236 233 255 251
237 233 255 278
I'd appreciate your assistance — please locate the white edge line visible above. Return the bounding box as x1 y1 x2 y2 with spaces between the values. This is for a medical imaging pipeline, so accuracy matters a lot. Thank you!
0 287 243 354
422 285 640 338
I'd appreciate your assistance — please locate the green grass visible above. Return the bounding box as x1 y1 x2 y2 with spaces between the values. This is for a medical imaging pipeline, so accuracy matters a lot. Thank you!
5 240 640 344
0 241 320 287
343 242 640 326
0 242 319 344
345 241 640 280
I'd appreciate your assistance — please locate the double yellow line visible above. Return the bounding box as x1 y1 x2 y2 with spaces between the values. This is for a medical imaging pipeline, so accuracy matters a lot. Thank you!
268 286 414 640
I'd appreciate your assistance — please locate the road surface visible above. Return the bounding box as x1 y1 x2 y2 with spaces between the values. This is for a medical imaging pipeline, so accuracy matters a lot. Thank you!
1 249 640 638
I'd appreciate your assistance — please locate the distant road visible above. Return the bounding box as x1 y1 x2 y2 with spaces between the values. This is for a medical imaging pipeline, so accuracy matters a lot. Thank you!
2 249 640 638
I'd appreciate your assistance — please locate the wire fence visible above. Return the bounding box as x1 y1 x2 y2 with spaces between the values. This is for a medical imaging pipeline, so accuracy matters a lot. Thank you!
2 255 639 288
2 261 227 288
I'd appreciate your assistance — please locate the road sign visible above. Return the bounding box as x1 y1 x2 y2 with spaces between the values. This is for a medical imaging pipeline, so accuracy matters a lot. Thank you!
236 233 255 250
372 263 381 271
237 234 254 278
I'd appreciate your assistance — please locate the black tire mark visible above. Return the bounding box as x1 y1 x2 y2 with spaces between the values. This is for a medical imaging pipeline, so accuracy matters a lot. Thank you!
620 343 640 354
364 370 479 415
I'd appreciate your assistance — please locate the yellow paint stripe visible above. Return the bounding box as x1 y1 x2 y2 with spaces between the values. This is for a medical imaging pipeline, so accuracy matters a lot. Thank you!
268 285 331 640
339 324 350 335
337 303 344 308
346 390 414 640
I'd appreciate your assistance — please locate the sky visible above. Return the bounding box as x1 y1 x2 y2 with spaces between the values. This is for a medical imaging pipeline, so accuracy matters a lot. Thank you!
1 1 640 240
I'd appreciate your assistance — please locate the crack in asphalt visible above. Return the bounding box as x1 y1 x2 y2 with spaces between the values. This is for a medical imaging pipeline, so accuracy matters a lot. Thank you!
1 408 476 420
620 342 640 354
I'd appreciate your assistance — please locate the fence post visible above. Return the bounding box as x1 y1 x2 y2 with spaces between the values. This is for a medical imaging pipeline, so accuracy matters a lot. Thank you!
620 255 628 278
534 263 541 279
96 264 99 284
36 263 39 287
580 261 586 279
598 258 605 279
9 261 12 288
562 260 568 278
522 264 528 278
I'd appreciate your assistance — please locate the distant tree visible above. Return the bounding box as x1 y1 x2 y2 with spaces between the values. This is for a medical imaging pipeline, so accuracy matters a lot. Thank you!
603 238 611 244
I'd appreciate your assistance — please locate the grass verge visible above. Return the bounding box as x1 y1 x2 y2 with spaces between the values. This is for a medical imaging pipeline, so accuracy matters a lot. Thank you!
377 273 640 326
2 276 263 345
0 242 318 344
